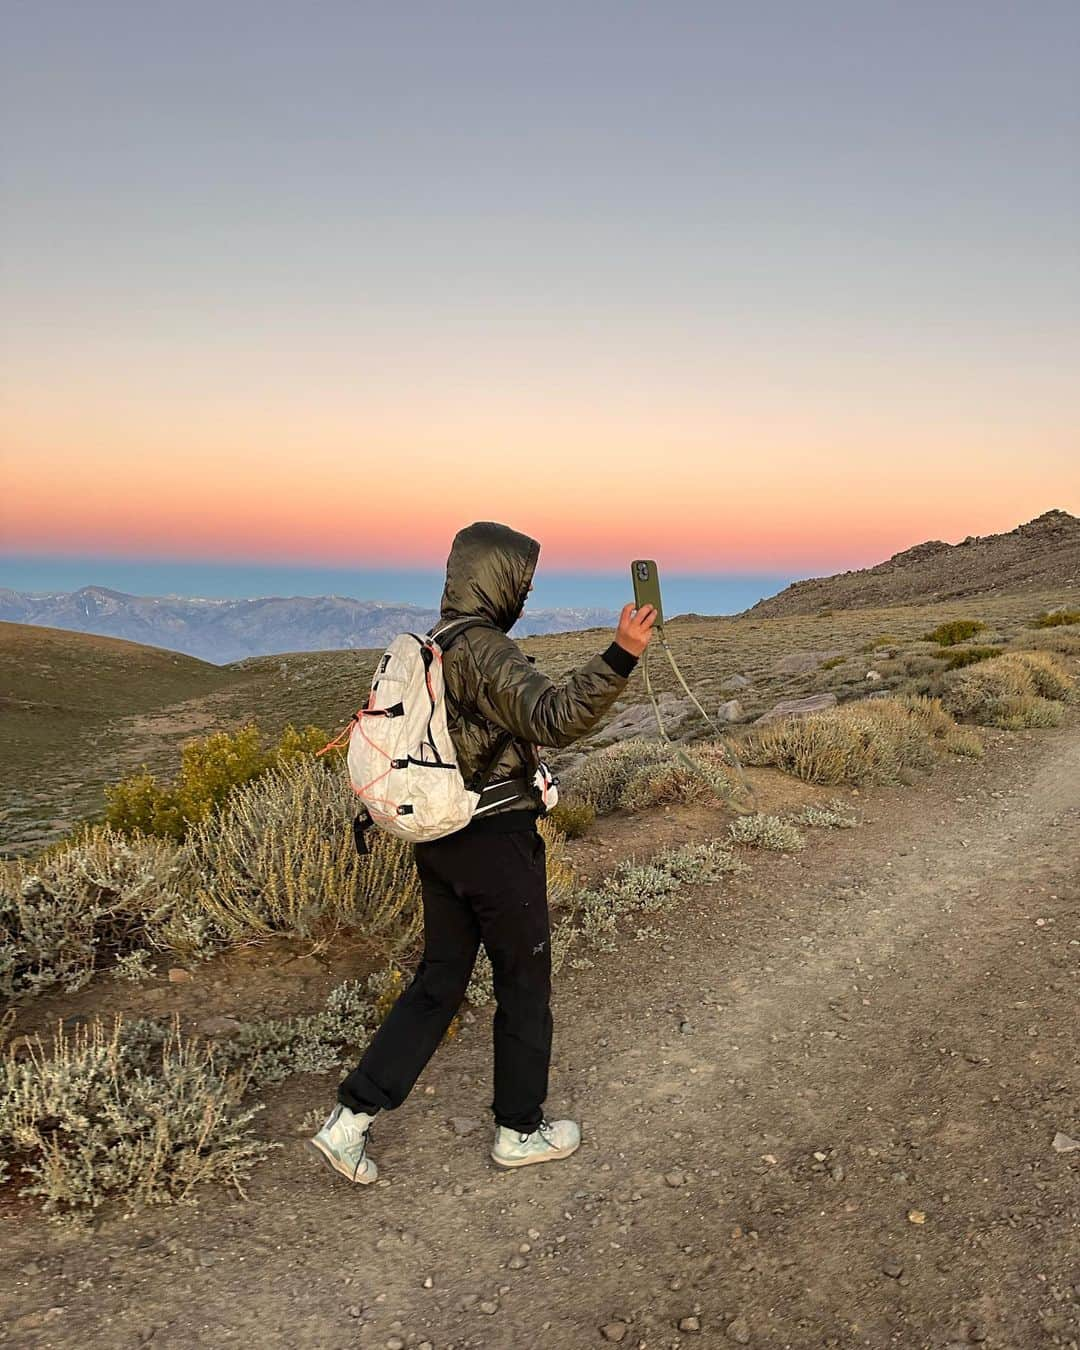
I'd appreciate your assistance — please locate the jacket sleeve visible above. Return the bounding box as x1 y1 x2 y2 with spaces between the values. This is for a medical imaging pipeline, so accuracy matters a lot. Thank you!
467 630 637 750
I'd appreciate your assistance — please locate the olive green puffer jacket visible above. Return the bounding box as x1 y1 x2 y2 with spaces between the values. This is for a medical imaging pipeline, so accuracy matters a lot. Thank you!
436 521 634 815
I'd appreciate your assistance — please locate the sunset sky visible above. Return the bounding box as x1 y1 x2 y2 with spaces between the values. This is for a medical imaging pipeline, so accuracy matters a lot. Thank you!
2 1 1078 594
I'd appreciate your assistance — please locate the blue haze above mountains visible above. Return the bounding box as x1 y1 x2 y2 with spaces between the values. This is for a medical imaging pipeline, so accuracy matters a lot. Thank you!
0 564 790 664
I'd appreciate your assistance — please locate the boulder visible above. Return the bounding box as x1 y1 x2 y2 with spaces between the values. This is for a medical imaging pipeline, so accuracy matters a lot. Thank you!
753 692 838 726
198 1015 244 1038
718 699 744 723
591 693 691 744
720 673 751 691
774 650 843 676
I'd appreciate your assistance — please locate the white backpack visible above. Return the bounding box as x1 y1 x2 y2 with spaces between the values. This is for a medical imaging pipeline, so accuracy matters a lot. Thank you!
340 618 524 848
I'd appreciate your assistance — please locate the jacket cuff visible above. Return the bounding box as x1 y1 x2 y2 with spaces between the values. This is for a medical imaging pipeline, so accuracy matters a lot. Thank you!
601 641 639 678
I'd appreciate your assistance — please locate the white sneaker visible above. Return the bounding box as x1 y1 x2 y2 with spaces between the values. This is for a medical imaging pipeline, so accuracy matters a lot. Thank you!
307 1104 378 1184
491 1117 581 1169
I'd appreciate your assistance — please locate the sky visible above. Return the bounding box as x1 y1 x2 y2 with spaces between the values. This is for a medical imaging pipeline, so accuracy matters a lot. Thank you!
2 0 1078 596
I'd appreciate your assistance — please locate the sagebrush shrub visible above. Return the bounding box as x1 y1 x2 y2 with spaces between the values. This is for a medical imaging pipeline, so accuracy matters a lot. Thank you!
729 814 805 851
190 756 422 947
563 738 737 816
617 753 732 811
992 697 1065 729
547 798 596 838
210 977 378 1085
1030 609 1080 628
861 633 901 652
0 1017 269 1221
944 646 999 671
559 841 745 968
562 739 676 814
106 723 329 840
742 696 968 785
0 827 193 1000
794 801 858 829
940 651 1073 727
924 619 987 647
1008 651 1074 700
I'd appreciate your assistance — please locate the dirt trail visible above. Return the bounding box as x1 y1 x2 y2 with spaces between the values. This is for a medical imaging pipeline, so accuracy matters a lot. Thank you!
2 724 1078 1349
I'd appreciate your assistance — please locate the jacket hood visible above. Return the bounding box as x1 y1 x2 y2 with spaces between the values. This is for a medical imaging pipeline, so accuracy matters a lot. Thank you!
440 521 541 633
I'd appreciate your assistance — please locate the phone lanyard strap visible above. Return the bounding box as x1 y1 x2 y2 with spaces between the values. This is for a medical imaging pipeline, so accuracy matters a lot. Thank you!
642 629 757 813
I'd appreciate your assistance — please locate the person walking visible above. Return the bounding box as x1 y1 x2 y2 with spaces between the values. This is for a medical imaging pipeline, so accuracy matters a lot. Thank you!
308 520 656 1183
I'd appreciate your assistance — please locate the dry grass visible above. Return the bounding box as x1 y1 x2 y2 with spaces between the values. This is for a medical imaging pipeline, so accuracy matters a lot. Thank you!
1025 629 1080 656
728 814 805 851
741 695 977 785
0 827 192 999
561 738 739 815
0 1016 268 1221
940 651 1074 728
547 798 597 838
190 756 422 949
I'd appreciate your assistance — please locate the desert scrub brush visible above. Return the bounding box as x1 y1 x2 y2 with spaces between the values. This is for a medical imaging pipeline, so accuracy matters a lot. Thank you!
924 619 987 647
729 814 805 852
940 651 1073 727
0 1015 270 1222
741 696 966 786
189 756 422 948
793 801 858 829
564 841 745 963
209 977 378 1085
0 826 194 1000
547 797 596 838
563 737 738 816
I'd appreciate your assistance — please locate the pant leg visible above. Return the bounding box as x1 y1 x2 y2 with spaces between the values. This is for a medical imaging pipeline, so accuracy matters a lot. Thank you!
465 830 552 1134
338 845 480 1114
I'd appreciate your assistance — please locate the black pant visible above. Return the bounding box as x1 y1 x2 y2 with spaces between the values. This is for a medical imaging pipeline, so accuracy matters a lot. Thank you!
338 818 552 1134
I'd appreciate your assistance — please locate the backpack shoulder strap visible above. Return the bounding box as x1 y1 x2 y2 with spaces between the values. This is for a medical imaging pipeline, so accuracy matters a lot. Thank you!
429 616 496 651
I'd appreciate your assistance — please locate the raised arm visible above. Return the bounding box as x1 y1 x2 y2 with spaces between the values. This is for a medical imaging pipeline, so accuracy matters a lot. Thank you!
468 603 657 749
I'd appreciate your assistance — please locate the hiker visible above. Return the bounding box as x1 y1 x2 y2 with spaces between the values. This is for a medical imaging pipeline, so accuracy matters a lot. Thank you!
309 520 656 1182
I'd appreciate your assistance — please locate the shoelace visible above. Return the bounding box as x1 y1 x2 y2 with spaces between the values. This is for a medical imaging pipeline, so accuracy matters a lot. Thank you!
348 1122 373 1181
519 1118 554 1145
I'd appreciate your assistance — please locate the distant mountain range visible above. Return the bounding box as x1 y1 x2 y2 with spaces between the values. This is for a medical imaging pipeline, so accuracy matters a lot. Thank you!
0 587 619 664
746 510 1080 618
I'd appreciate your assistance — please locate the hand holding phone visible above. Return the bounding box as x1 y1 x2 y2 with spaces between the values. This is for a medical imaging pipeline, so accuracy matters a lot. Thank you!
618 558 663 656
616 601 656 656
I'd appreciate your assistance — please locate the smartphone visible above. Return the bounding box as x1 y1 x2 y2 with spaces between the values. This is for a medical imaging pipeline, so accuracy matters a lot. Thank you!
631 559 664 629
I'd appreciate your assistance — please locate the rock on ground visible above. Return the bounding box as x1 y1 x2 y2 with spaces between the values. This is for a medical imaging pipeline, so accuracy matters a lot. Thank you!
773 650 843 676
753 692 839 725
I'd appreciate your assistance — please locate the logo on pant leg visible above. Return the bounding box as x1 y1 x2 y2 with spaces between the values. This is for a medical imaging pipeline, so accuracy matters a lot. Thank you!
532 940 547 955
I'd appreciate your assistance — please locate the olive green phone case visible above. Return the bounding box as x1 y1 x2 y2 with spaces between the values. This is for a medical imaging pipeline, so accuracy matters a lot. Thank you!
631 559 664 628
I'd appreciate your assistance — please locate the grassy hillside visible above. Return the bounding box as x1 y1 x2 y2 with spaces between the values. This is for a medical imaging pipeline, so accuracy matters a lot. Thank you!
0 622 241 854
0 620 231 720
3 584 1077 856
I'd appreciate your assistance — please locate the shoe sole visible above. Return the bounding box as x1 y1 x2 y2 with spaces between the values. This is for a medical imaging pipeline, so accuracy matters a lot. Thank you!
490 1138 581 1169
305 1136 377 1185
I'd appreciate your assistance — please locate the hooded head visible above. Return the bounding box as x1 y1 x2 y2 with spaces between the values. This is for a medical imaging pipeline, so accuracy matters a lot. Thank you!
440 521 541 633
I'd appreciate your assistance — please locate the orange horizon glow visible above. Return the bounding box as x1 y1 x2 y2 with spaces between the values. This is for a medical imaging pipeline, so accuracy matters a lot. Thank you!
5 372 1078 574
